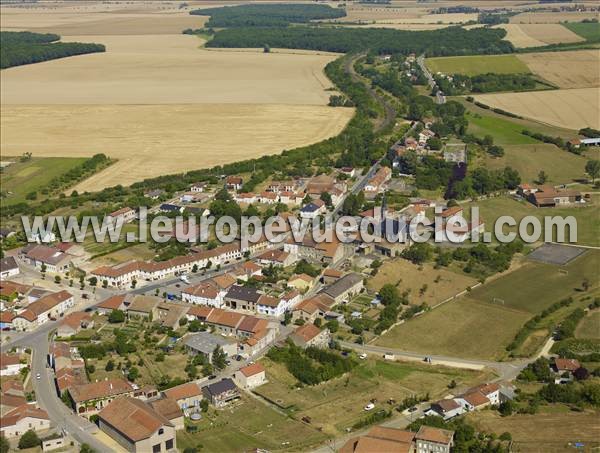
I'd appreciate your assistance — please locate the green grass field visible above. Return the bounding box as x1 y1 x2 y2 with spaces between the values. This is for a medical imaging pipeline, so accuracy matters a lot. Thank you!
576 310 600 340
426 54 531 76
563 22 600 41
255 357 486 435
464 196 600 247
468 250 599 314
0 156 87 206
481 143 587 184
375 297 531 360
177 395 327 452
466 112 540 145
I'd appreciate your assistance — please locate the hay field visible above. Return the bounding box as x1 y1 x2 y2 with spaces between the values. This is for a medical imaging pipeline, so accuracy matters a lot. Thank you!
473 88 600 130
517 50 600 88
1 34 353 190
426 54 530 76
510 11 600 24
496 24 584 48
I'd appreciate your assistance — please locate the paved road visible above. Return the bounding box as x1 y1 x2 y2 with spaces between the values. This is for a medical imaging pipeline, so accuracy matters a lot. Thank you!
21 329 112 452
340 341 528 382
417 55 445 105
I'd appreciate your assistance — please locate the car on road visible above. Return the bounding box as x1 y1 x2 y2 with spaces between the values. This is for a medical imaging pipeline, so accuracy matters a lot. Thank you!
36 373 41 380
364 403 375 411
208 375 217 380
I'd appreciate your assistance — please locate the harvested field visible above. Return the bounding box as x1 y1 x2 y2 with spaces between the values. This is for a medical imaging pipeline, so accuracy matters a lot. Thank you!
426 54 530 76
0 34 353 190
473 88 600 130
467 410 600 453
510 11 600 24
366 259 477 307
575 310 600 340
496 24 584 48
517 50 600 89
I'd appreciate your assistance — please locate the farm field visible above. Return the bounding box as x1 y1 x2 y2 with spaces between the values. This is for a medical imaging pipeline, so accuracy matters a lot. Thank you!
374 297 531 360
0 156 86 206
366 259 478 306
255 357 487 436
0 34 353 190
425 54 530 76
467 409 600 452
465 196 600 247
473 88 600 130
496 24 584 48
576 310 600 340
509 11 600 24
564 22 600 41
480 143 587 184
466 112 540 145
517 50 600 89
176 395 327 452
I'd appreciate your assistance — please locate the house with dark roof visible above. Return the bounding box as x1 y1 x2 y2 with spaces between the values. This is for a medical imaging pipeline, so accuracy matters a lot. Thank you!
0 257 19 281
224 285 262 312
319 273 364 304
20 244 73 273
203 378 240 408
98 397 176 453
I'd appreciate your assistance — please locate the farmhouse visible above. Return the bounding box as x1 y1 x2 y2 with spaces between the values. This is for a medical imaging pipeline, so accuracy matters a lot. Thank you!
339 426 417 453
290 324 330 349
288 273 314 292
162 382 204 411
96 294 127 315
234 363 266 389
20 244 73 274
0 405 50 438
292 294 335 323
526 185 582 207
183 331 237 361
415 425 454 453
306 174 336 197
0 257 19 281
149 398 184 430
427 398 465 420
553 358 581 383
126 295 161 319
319 273 364 304
568 137 600 148
181 281 224 308
256 249 294 267
226 176 243 191
300 199 326 220
12 290 74 332
203 378 240 408
224 285 262 312
68 379 135 416
106 207 136 224
56 312 93 337
98 397 176 453
364 166 392 195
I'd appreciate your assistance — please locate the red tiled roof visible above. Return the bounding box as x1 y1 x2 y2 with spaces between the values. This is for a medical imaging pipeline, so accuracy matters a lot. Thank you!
293 324 322 343
163 382 202 401
415 426 454 444
240 363 265 378
97 294 126 310
99 397 172 442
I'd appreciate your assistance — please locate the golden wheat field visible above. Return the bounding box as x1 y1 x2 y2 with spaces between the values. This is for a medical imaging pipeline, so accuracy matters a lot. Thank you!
497 24 584 48
510 11 600 24
474 88 600 130
518 50 600 89
0 32 353 190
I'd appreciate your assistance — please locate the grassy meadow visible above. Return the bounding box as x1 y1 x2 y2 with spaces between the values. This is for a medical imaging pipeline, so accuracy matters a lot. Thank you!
426 54 531 76
0 156 87 206
576 310 600 340
563 22 600 41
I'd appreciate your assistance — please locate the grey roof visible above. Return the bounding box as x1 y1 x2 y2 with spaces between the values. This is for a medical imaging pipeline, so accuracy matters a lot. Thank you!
184 332 235 355
204 378 237 397
225 285 262 303
0 256 18 272
320 273 363 299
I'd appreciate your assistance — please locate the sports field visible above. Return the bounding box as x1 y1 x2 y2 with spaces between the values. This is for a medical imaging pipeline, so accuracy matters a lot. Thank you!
0 34 353 191
480 143 587 184
0 156 87 206
473 88 600 130
575 310 600 340
426 54 530 76
496 24 584 48
255 357 486 436
366 259 477 307
517 50 600 89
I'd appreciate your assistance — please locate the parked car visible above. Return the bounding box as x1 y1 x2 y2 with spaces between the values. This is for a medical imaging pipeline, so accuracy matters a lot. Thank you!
359 353 367 360
36 373 41 380
364 403 375 411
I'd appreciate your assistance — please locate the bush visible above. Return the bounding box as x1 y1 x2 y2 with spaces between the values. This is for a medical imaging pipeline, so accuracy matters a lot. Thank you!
18 430 40 449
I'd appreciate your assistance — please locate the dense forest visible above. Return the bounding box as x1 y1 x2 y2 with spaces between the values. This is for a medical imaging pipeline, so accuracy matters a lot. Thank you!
1 31 105 69
207 26 514 56
190 4 346 27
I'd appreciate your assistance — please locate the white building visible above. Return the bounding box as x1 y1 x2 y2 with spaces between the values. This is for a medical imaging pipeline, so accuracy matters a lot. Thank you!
0 257 20 281
0 405 51 438
234 363 267 389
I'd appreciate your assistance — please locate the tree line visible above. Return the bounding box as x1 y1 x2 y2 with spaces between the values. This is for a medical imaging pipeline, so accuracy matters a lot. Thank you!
190 4 346 27
434 72 537 95
1 31 105 69
206 26 514 56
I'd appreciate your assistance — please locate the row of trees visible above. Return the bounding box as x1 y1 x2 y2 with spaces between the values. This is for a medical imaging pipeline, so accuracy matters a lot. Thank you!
190 4 346 27
207 26 514 56
434 72 536 95
1 32 105 69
